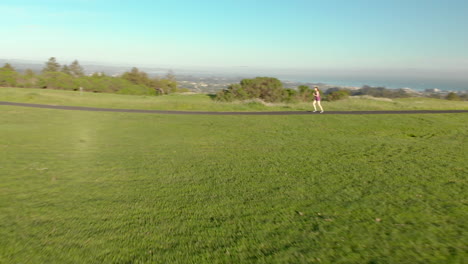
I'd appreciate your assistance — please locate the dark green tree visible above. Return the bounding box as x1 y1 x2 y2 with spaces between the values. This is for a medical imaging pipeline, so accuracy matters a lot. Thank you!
0 64 19 87
2 63 15 71
69 60 85 77
155 78 177 94
61 65 72 75
19 69 38 88
39 72 75 90
122 67 150 85
24 69 35 77
42 57 61 73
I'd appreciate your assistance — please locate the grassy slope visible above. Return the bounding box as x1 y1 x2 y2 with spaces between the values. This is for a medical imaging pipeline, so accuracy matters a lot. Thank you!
1 87 467 111
0 103 466 263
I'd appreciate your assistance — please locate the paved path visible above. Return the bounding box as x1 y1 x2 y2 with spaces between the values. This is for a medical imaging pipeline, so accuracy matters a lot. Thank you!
1 101 467 115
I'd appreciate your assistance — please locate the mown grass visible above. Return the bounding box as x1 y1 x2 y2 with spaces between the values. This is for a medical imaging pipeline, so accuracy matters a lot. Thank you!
1 87 467 111
0 102 466 263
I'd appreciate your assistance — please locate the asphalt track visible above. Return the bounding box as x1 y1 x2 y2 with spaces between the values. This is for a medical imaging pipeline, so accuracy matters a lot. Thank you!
1 101 467 115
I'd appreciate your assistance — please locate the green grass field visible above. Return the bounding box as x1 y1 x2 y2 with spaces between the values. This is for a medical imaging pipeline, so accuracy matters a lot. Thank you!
1 87 467 111
1 87 467 263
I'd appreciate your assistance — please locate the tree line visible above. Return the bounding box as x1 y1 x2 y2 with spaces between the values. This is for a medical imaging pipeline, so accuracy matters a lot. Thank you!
1 59 464 101
0 57 182 95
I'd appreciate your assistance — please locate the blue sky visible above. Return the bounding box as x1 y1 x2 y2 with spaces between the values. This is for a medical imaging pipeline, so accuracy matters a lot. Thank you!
1 0 467 73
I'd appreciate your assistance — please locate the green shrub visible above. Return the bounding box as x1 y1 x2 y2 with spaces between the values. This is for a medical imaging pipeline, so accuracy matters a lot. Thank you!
215 77 285 102
215 89 235 102
353 85 410 98
0 70 19 87
459 93 468 101
297 85 313 102
326 89 350 101
446 92 461 101
39 72 76 90
283 88 298 103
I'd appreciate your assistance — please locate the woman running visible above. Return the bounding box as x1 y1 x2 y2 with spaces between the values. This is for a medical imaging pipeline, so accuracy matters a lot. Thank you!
313 86 324 113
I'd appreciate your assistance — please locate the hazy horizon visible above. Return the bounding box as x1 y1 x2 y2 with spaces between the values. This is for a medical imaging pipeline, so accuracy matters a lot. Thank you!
2 56 467 91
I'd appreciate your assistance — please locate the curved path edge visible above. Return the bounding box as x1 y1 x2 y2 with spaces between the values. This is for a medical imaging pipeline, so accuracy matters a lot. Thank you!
1 101 467 115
